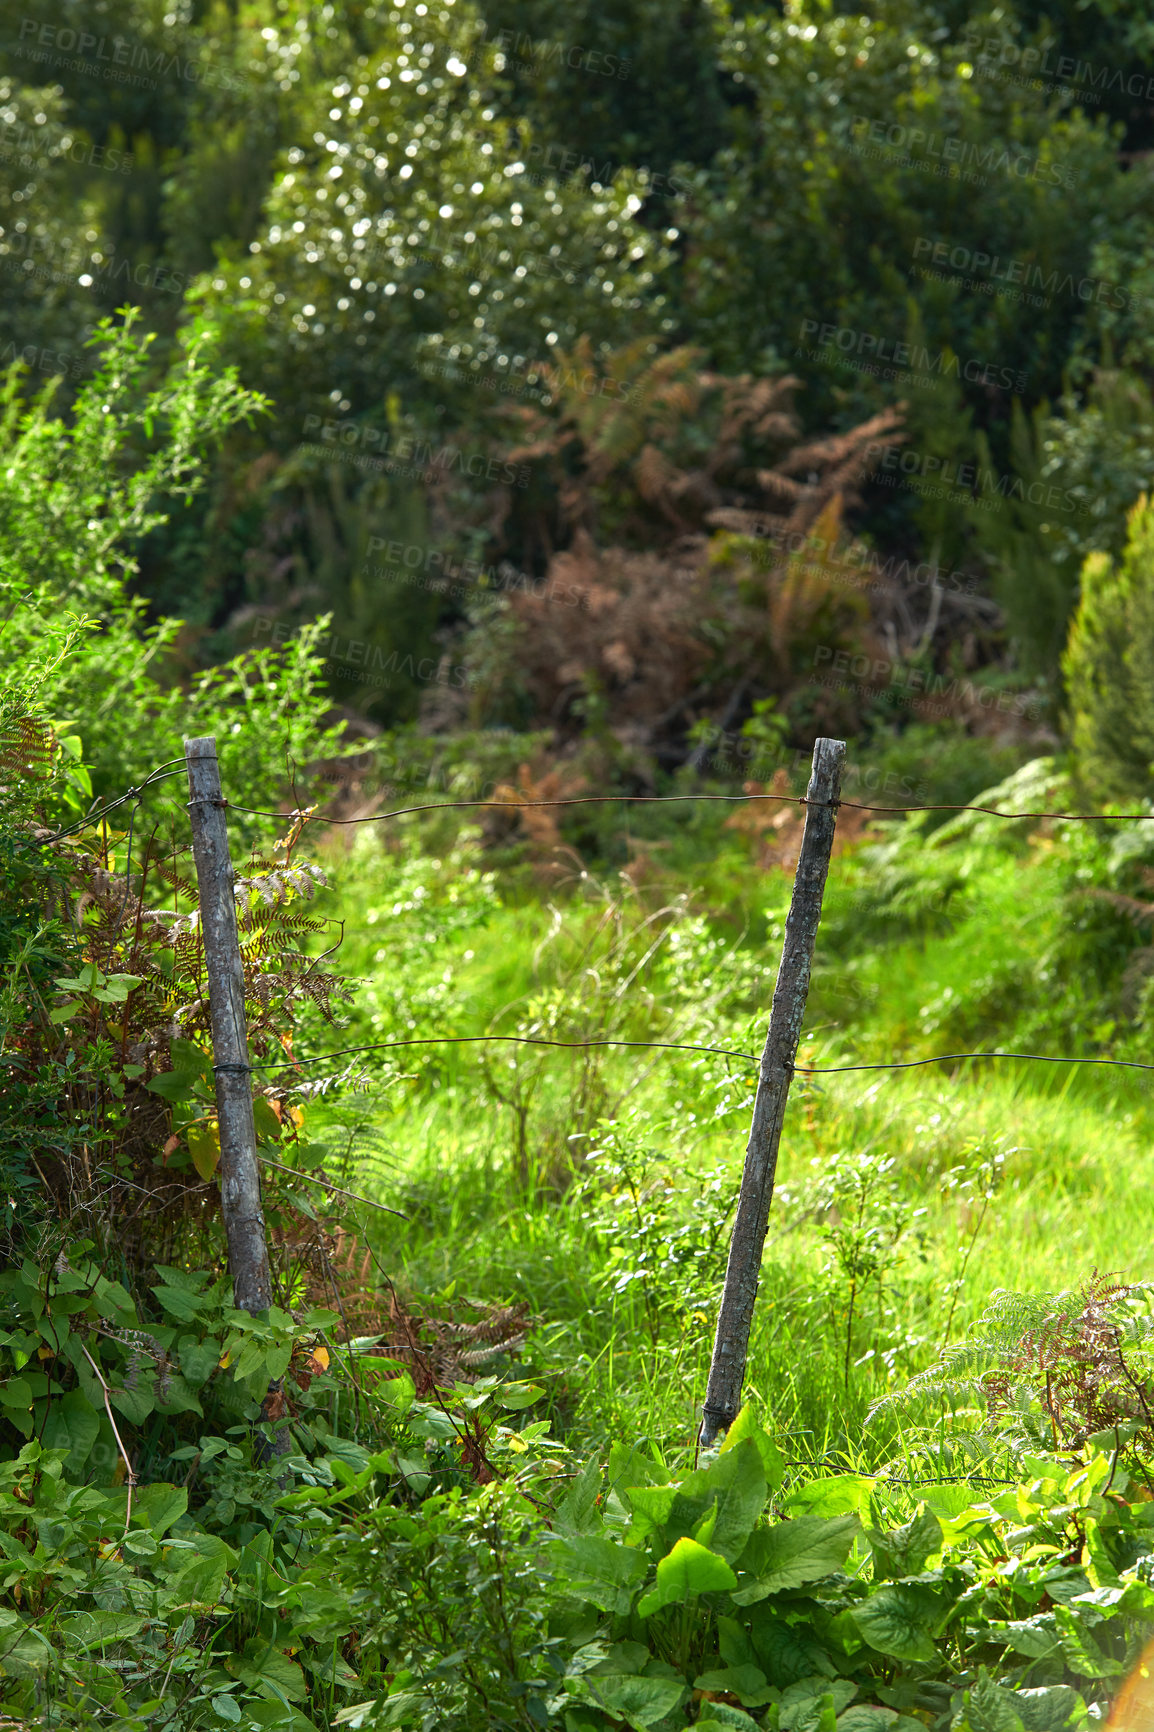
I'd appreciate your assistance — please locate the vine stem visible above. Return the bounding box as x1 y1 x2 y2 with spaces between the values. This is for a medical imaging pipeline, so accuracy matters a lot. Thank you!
79 1341 136 1534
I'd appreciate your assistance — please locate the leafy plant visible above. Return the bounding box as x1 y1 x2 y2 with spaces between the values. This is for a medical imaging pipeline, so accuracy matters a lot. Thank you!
1065 492 1154 803
871 1276 1154 1478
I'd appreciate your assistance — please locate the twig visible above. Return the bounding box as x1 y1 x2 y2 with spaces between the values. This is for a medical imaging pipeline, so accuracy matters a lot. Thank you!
255 1154 408 1217
79 1341 136 1534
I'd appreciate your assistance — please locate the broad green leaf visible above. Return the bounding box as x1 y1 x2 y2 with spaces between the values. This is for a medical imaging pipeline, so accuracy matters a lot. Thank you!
243 1703 319 1731
231 1639 308 1701
999 1614 1062 1659
693 1663 774 1706
155 1372 204 1417
1083 1517 1121 1589
188 1121 221 1182
636 1537 737 1617
555 1454 602 1537
90 1275 136 1324
957 1674 1026 1732
694 1503 719 1547
662 1438 767 1562
497 1381 544 1410
151 1284 209 1322
748 1609 838 1686
94 973 143 1002
851 1583 945 1663
717 1614 757 1668
1054 1605 1124 1678
695 1709 763 1732
1015 1686 1085 1732
133 1483 188 1538
232 1338 270 1383
733 1514 858 1603
381 1371 415 1413
584 1672 688 1730
169 1039 213 1076
59 1611 146 1651
780 1676 856 1732
588 1639 650 1676
266 1343 292 1381
253 1096 283 1141
782 1475 875 1520
719 1403 785 1490
179 1337 223 1387
39 1389 99 1474
109 1381 156 1425
1039 1566 1095 1606
624 1484 678 1536
1117 1579 1154 1620
154 1265 214 1294
1 1377 34 1411
837 1711 899 1732
0 1609 54 1675
609 1441 668 1494
867 1508 942 1580
146 1069 205 1103
554 1535 648 1612
169 1550 231 1611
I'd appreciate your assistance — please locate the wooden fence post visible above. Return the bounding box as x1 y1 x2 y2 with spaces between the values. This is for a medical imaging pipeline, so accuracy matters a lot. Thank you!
700 736 846 1448
184 736 272 1315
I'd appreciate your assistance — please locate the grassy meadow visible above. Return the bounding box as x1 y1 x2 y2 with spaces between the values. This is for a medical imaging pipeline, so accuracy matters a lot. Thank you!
302 742 1154 1476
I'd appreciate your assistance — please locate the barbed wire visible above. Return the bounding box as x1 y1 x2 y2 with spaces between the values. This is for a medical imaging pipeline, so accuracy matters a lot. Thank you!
224 788 1154 825
41 761 190 844
229 1034 1154 1079
35 764 1154 837
24 759 1154 1091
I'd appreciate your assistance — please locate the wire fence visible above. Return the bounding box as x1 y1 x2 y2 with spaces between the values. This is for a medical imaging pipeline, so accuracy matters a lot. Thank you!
30 755 1154 1091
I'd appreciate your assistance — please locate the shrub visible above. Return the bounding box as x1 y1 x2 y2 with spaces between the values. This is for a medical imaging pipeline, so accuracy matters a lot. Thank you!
1064 493 1154 802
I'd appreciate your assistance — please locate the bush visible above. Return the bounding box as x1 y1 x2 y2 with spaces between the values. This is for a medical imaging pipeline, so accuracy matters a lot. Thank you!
1064 492 1154 802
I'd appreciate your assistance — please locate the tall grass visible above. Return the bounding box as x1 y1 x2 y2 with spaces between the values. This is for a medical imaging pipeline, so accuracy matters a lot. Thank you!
309 759 1154 1476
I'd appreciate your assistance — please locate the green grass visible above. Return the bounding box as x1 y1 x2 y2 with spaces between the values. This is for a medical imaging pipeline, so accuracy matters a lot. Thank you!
335 1058 1154 1470
302 751 1154 1479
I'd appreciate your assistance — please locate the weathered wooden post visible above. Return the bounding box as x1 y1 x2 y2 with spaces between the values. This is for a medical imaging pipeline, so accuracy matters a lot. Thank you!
700 736 845 1447
184 736 272 1314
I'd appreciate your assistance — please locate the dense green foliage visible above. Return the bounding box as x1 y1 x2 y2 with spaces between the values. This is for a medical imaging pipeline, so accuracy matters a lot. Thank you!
10 0 1154 1723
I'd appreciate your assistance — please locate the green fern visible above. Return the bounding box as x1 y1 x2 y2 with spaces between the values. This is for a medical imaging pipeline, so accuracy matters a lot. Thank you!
870 1278 1154 1462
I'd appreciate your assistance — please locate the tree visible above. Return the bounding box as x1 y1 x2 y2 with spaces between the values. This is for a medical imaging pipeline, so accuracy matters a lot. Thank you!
1063 492 1154 800
0 313 344 801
